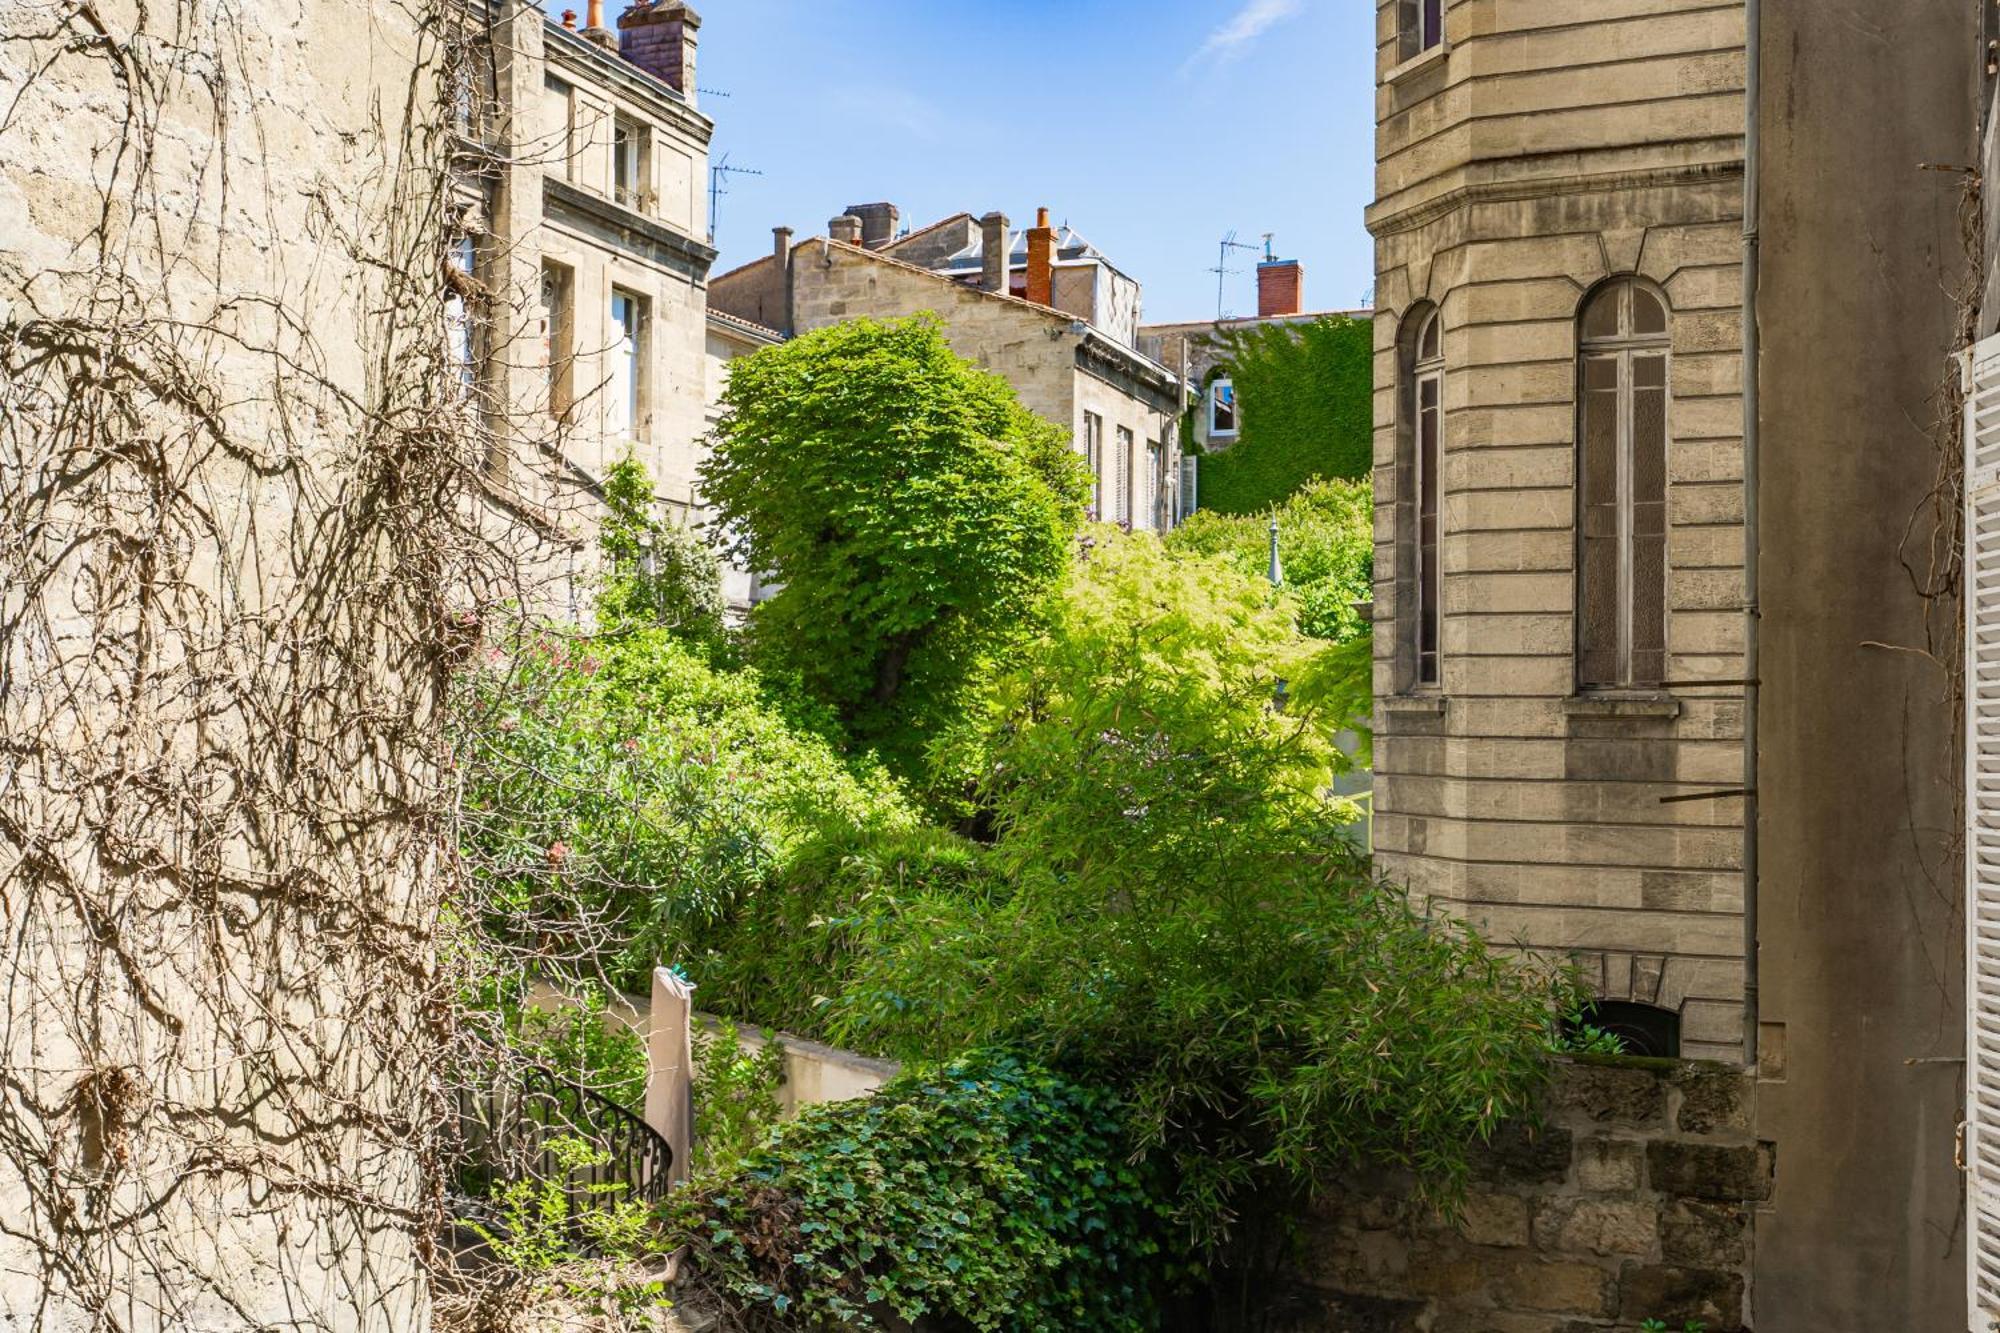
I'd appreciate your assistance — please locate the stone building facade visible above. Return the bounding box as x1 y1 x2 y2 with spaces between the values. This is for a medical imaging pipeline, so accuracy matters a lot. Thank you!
710 210 1185 531
468 0 717 608
1367 1 1977 1328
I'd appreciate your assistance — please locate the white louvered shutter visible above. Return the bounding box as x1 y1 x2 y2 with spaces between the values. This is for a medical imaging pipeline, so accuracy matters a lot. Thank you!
1965 333 2000 1332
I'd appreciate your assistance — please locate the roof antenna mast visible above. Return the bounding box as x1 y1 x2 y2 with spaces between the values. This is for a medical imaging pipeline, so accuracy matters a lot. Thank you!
1212 229 1262 321
707 151 765 243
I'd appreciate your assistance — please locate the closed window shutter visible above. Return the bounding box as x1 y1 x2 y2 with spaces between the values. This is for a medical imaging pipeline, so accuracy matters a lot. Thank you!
1966 332 2000 1330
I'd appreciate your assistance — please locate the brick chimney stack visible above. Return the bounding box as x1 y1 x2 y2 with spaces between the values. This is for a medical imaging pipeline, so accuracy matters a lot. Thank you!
829 214 864 246
618 2 701 102
1026 207 1056 308
979 212 1010 294
1257 258 1304 319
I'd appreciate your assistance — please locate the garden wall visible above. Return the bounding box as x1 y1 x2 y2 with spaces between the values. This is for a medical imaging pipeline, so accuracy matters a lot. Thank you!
1275 1059 1767 1332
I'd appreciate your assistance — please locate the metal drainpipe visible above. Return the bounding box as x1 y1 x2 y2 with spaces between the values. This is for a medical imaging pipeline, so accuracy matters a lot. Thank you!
1740 0 1763 1069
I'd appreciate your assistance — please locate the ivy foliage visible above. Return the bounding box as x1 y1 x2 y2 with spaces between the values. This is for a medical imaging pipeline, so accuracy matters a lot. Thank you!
456 624 914 989
700 316 1090 788
674 1052 1168 1333
691 534 1559 1250
1197 314 1373 513
1166 477 1375 643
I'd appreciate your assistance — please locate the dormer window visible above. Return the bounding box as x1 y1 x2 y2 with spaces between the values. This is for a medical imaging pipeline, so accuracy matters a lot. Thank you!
1399 0 1444 59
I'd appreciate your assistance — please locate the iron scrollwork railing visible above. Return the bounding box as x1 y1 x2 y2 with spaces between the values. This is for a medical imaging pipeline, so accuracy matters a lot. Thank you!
449 1063 673 1252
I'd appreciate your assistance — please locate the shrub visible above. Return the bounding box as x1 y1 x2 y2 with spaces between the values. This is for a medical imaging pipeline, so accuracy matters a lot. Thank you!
700 316 1090 791
1195 314 1373 512
673 1052 1169 1332
691 1020 788 1177
1166 477 1375 643
456 623 914 989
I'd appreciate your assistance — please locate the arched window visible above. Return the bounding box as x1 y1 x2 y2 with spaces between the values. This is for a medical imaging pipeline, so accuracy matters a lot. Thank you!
1577 279 1670 689
1399 307 1444 690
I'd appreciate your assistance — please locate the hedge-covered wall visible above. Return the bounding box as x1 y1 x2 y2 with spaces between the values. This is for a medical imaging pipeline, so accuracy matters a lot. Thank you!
1197 314 1374 515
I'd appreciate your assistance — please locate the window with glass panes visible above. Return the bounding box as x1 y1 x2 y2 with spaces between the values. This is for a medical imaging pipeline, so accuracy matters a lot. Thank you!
1577 278 1670 689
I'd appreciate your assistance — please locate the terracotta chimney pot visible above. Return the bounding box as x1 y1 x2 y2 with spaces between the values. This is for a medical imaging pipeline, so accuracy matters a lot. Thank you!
1026 207 1057 308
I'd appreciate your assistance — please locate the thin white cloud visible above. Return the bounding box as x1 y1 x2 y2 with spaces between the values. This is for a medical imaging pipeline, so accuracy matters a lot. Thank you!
1186 0 1305 69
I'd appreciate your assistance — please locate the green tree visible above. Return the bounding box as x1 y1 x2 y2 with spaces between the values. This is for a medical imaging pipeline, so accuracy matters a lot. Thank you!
700 317 1090 786
595 454 725 641
1196 314 1373 513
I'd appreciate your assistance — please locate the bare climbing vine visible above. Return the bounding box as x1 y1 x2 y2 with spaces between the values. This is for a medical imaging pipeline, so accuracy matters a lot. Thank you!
0 1 569 1327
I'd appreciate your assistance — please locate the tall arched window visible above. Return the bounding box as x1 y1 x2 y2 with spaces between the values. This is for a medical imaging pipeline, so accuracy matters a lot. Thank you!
1400 307 1444 690
1577 278 1670 688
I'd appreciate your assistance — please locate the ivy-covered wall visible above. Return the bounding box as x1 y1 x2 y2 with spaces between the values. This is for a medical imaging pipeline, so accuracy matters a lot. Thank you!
1197 314 1373 515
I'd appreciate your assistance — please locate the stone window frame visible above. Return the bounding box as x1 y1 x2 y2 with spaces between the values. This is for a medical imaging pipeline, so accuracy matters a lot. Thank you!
544 74 578 183
538 261 576 422
1114 425 1136 527
1396 303 1444 694
611 113 651 213
1575 276 1673 692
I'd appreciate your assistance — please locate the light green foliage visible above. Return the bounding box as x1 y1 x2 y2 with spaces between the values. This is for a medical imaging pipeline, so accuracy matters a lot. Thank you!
469 1136 656 1273
706 534 1563 1249
674 1053 1167 1332
1166 478 1375 643
1639 1322 1708 1333
691 1020 787 1177
483 981 651 1110
596 454 725 641
1195 314 1374 513
456 623 914 989
700 316 1090 788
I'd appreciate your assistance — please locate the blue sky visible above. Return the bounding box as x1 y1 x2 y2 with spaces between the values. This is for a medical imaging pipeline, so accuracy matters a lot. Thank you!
644 0 1376 325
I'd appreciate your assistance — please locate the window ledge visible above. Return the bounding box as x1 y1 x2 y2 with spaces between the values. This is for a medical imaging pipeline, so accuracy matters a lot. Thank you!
1382 694 1447 717
1384 42 1448 87
1562 693 1681 720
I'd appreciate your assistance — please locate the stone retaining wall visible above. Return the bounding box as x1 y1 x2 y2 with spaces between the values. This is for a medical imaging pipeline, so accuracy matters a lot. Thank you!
1277 1059 1767 1332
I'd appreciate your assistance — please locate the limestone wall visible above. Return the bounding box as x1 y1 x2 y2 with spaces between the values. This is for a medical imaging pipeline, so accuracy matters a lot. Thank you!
1281 1060 1765 1333
1367 0 1752 1060
0 2 460 1327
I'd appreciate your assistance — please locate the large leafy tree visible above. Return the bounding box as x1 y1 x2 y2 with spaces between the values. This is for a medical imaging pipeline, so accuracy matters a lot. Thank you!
700 316 1089 784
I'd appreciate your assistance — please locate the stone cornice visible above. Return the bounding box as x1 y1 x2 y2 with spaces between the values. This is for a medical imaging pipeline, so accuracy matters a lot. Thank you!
543 177 718 282
1368 157 1746 238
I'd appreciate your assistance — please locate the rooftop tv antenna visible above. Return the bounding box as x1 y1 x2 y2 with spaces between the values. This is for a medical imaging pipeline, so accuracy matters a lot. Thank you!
707 151 764 242
1212 230 1262 320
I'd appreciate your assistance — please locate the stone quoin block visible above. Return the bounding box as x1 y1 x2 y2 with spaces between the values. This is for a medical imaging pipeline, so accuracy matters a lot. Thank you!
1659 1199 1750 1268
1550 1062 1668 1126
1645 1140 1774 1202
1574 1136 1646 1193
1530 1196 1659 1257
1618 1262 1747 1330
1484 1256 1618 1318
1673 1065 1752 1134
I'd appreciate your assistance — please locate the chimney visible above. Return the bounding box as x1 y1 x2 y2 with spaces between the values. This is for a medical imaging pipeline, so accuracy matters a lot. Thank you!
1257 258 1304 319
773 226 795 336
1026 206 1056 308
829 213 864 246
618 2 701 102
979 211 1010 295
582 0 616 48
562 9 578 30
844 202 901 250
